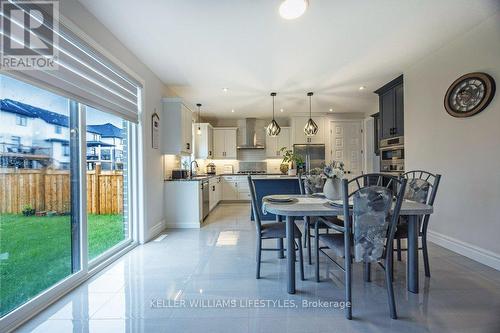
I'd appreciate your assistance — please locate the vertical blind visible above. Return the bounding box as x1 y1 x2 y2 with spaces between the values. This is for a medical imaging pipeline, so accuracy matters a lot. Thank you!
0 1 142 123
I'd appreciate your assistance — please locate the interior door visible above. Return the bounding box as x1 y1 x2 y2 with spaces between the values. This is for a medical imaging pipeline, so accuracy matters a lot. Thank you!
331 121 363 180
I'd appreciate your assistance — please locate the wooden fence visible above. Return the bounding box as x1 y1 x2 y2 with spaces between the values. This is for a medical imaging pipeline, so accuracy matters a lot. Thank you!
0 166 123 215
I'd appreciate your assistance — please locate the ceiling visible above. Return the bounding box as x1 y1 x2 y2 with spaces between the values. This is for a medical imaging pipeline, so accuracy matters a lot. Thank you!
78 0 499 119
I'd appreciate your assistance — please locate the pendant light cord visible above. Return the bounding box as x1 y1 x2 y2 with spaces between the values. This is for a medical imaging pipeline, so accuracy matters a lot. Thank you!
272 94 275 120
309 94 311 118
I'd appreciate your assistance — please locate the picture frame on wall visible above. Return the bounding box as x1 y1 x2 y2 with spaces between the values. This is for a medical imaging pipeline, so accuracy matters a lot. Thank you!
152 112 160 149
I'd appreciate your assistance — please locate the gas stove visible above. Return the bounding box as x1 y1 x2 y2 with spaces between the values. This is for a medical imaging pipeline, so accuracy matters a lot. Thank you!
237 170 267 175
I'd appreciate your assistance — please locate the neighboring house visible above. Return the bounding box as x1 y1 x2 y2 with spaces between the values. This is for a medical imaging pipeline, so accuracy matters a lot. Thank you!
86 123 125 171
0 99 124 170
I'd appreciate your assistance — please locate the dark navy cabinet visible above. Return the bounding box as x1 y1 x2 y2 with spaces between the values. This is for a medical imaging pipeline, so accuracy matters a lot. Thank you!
375 75 404 139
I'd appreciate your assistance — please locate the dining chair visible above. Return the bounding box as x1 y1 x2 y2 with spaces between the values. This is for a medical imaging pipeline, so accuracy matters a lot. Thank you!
314 173 407 319
298 174 343 265
248 175 304 280
393 170 441 277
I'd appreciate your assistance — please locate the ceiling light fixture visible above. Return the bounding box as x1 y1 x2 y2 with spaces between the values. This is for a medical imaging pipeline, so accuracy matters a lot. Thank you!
223 88 228 92
304 92 318 136
359 86 366 90
196 103 202 135
266 92 281 137
279 0 308 20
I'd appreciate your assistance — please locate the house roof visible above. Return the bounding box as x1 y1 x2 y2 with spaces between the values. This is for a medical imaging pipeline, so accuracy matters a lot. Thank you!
0 98 69 127
1 99 123 138
86 123 123 138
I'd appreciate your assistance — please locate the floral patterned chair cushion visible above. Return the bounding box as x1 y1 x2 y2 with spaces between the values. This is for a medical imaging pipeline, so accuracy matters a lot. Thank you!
353 186 392 262
303 175 325 194
404 178 430 204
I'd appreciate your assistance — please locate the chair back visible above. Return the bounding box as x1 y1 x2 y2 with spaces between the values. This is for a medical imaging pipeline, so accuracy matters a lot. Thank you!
297 173 305 195
342 174 407 263
247 175 262 234
402 170 441 206
303 174 325 194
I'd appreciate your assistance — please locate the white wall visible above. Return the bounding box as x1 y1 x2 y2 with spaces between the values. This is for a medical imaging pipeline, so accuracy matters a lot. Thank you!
61 0 173 243
404 13 500 269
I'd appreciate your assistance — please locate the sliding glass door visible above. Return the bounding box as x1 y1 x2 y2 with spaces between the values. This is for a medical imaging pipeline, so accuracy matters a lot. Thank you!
0 75 80 317
85 106 131 261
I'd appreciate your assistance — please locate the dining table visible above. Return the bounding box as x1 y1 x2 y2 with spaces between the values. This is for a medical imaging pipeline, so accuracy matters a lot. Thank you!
262 194 433 295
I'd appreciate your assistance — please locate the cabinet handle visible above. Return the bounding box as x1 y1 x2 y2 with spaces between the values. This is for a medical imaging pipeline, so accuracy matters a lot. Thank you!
186 143 190 150
209 150 212 156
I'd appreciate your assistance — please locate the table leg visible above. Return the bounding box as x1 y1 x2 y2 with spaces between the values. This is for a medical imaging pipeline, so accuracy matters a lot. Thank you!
286 216 296 294
277 215 284 259
407 215 419 293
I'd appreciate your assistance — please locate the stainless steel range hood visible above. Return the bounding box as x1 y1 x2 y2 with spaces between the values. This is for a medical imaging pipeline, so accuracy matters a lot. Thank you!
236 118 265 149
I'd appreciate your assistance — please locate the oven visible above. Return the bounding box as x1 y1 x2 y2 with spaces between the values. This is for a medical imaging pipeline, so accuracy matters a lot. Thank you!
380 136 405 175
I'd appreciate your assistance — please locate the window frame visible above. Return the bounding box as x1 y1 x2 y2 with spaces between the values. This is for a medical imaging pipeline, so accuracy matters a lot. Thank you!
16 115 27 126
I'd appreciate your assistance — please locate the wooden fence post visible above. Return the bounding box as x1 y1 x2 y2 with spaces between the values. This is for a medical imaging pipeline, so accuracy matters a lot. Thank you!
94 163 101 215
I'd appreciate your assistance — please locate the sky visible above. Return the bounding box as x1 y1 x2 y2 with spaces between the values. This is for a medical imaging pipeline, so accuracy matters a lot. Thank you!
0 74 122 127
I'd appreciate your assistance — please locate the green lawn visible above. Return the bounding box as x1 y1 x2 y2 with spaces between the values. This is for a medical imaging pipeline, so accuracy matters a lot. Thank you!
0 214 124 317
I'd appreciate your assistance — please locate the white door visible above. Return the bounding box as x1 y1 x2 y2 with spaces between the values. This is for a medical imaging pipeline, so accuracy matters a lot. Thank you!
213 129 225 158
330 121 363 180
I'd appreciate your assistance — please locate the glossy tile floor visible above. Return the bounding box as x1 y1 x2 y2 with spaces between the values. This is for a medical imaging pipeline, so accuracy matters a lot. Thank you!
17 204 500 333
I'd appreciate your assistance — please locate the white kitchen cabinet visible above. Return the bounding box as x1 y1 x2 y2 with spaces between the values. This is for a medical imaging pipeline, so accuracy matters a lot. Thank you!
164 181 202 228
213 128 237 159
194 123 214 159
216 177 222 203
291 116 325 144
222 176 238 200
162 98 193 155
266 127 290 158
209 176 222 211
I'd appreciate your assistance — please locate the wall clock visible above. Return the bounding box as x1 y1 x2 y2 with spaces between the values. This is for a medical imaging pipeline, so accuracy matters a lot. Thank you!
444 72 495 118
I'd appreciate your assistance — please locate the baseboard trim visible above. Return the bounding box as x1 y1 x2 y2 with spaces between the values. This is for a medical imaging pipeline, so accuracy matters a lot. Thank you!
165 222 201 229
428 230 500 271
145 219 166 243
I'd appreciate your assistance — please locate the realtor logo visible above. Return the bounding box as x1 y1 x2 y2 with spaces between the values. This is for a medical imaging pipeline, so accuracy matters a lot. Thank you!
1 0 59 70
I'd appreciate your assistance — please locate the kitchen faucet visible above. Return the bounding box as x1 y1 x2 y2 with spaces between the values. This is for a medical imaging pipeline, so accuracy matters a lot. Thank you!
190 160 199 179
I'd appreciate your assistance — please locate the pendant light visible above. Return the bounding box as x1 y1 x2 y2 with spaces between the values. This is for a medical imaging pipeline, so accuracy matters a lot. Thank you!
304 92 318 136
196 103 202 135
266 92 281 137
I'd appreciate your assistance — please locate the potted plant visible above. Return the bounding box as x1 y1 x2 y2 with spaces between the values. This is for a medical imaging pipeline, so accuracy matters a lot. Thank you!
322 161 345 200
279 147 304 175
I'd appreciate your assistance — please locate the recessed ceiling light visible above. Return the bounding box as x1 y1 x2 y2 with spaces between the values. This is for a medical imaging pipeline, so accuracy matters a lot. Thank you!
359 86 366 90
329 108 333 112
279 0 308 20
231 109 235 113
222 88 228 92
280 108 284 112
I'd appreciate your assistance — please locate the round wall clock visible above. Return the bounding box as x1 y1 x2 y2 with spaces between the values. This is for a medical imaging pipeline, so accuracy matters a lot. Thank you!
444 72 495 118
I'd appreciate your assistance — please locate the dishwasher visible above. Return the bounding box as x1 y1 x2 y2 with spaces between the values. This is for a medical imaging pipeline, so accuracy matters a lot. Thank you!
201 180 209 220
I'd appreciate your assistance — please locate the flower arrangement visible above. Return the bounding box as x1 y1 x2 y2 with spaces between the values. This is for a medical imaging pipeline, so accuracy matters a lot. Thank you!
323 161 345 179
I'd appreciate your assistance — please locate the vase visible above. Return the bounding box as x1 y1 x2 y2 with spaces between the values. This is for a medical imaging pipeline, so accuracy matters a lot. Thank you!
323 178 342 200
280 163 289 175
288 168 297 176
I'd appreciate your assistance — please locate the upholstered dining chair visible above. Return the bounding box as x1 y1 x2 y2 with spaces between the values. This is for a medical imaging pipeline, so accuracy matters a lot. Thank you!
393 170 441 277
298 174 343 265
248 175 304 280
315 174 407 319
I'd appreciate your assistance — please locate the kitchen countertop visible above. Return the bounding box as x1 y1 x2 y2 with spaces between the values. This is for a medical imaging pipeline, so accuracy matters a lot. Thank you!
165 173 293 182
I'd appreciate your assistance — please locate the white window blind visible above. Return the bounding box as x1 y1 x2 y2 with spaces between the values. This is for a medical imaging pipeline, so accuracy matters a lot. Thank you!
0 2 142 123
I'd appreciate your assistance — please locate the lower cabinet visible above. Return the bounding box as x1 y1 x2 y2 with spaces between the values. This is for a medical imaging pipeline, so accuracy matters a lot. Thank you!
209 176 222 211
222 176 251 201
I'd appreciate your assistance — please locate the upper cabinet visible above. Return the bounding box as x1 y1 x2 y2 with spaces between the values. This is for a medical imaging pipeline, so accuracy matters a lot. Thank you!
375 75 404 139
194 123 213 159
213 128 237 159
291 116 325 144
162 98 193 155
266 127 290 158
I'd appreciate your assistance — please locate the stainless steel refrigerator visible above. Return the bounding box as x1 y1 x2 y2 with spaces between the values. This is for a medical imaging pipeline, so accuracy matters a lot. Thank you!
293 144 325 174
